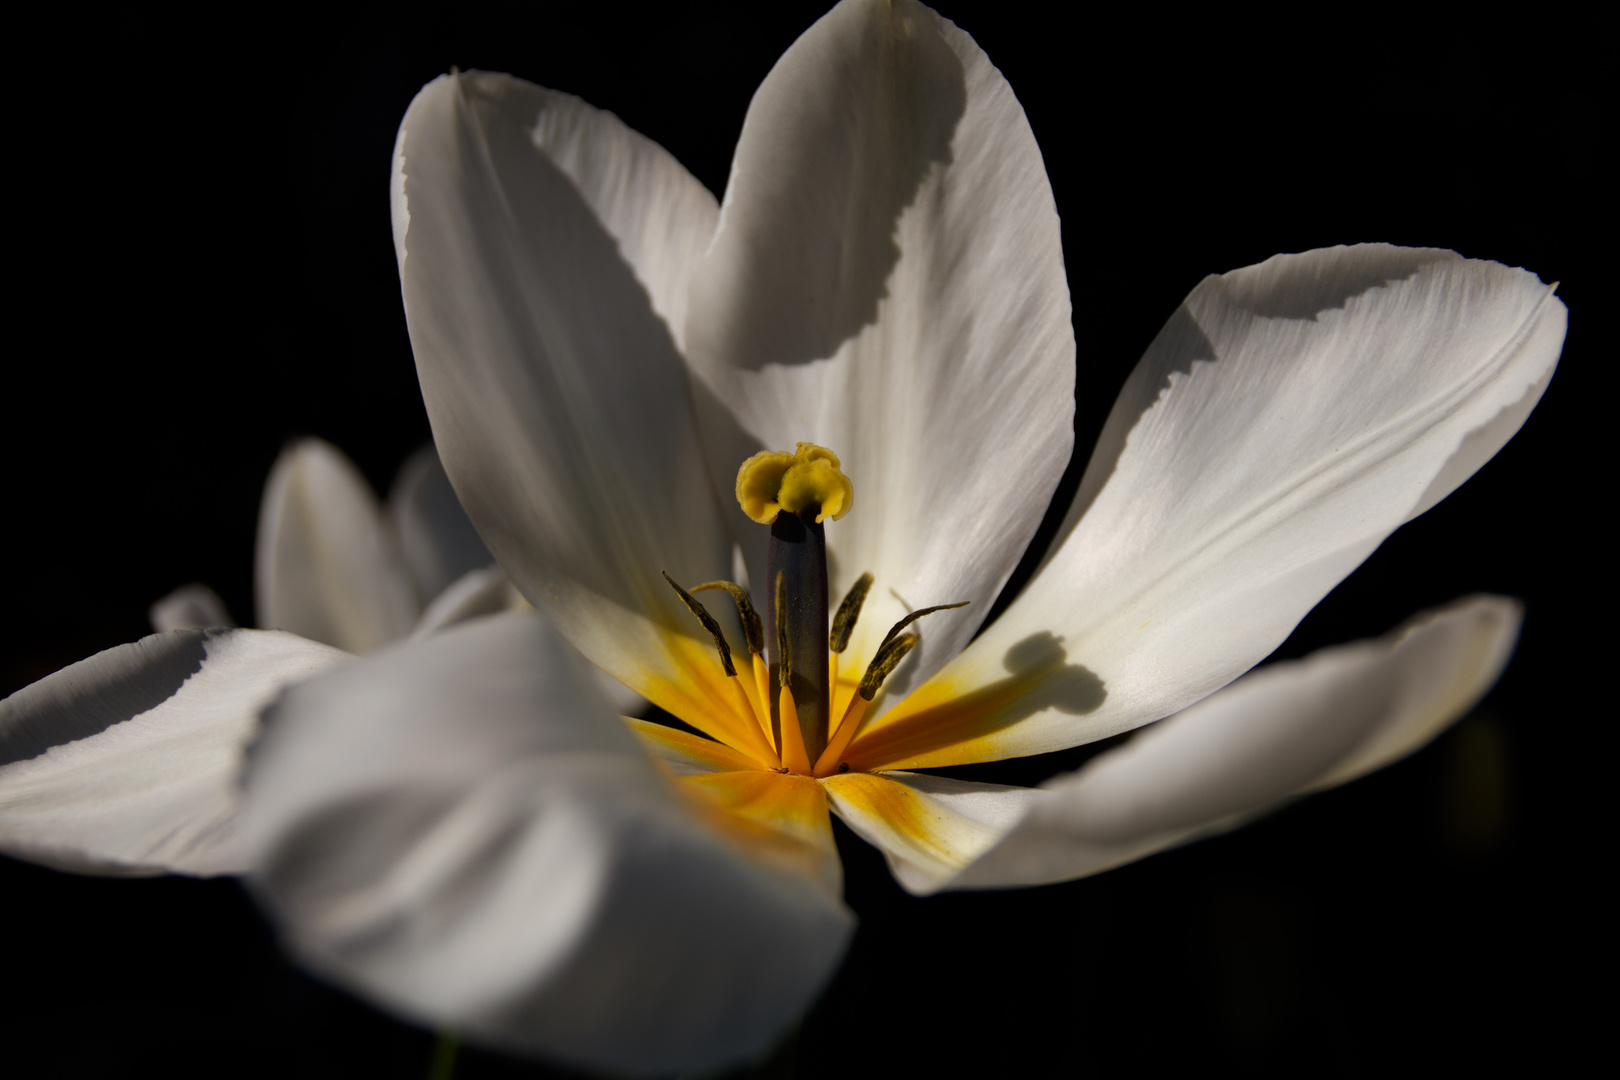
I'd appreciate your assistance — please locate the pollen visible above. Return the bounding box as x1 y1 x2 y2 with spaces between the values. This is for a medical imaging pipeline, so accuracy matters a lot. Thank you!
735 442 854 524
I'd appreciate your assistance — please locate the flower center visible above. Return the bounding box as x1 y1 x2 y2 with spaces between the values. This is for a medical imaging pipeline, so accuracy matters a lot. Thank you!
664 442 963 777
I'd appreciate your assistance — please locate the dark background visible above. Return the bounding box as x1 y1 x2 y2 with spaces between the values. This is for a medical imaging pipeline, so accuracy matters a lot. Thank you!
3 2 1605 1076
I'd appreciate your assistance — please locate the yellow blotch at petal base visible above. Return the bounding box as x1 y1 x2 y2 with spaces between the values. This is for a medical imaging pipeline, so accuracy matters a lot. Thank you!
625 718 765 776
841 659 1085 772
820 772 1005 880
736 442 853 524
682 771 842 896
632 629 781 769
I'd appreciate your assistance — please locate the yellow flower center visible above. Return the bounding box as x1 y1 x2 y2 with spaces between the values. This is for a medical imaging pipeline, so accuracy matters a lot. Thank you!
660 443 965 780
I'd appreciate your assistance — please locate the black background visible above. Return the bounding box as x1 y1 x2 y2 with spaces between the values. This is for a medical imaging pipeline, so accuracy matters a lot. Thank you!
2 2 1606 1076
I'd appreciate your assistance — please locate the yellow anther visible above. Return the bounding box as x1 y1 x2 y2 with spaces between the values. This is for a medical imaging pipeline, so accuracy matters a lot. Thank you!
735 442 853 524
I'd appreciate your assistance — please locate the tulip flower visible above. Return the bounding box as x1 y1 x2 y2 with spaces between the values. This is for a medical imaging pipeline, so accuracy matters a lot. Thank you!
0 0 1565 1075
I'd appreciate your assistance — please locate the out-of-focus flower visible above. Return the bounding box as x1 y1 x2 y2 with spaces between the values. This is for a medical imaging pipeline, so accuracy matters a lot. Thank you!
150 439 522 649
0 440 628 877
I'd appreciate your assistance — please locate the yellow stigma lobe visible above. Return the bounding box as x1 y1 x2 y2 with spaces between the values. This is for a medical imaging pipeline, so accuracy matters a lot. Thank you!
735 442 853 524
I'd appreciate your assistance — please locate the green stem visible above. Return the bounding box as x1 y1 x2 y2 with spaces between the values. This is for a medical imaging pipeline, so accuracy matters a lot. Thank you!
426 1030 459 1080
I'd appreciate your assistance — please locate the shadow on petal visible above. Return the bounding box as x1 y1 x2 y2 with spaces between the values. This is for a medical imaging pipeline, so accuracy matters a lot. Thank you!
844 631 1103 770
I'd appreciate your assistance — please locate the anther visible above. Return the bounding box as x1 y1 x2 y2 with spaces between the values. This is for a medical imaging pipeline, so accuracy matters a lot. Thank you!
662 571 735 677
830 571 873 654
692 581 764 655
814 597 967 778
859 632 920 701
878 601 970 652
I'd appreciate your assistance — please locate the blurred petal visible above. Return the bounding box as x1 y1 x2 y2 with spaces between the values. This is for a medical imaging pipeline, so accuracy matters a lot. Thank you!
822 770 1039 895
388 445 494 602
410 565 520 638
393 71 733 709
0 629 346 876
684 0 1074 703
256 439 419 653
858 246 1563 768
150 583 234 632
241 612 850 1075
411 565 649 716
682 771 842 897
947 596 1521 890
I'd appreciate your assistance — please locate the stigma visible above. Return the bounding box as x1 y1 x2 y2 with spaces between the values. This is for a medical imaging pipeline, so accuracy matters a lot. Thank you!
735 443 853 524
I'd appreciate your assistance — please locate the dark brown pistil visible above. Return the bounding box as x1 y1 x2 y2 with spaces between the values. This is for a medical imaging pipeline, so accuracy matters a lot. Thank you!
766 508 831 764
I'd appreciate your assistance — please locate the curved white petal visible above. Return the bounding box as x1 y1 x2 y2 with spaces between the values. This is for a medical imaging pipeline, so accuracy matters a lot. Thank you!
393 71 733 700
409 564 521 638
388 445 494 602
867 246 1563 767
240 612 851 1075
946 596 1521 890
682 0 1075 703
150 583 235 632
257 439 419 653
411 566 648 717
0 629 347 877
821 770 1041 895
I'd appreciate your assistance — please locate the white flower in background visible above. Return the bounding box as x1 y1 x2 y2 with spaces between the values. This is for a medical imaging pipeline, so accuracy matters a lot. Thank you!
0 0 1565 1075
151 438 524 649
0 440 630 878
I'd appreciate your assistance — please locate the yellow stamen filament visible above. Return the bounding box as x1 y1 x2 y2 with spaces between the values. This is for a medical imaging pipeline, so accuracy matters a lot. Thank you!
778 684 813 775
828 651 839 718
813 694 868 777
749 653 775 753
727 677 778 768
735 442 853 524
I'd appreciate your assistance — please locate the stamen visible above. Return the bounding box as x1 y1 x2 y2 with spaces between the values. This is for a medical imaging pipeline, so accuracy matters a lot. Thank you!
778 683 813 775
753 653 775 752
812 693 868 777
816 629 919 777
662 571 735 677
829 571 874 654
860 632 920 701
692 581 764 655
665 571 779 767
689 579 771 749
814 634 914 775
878 601 970 651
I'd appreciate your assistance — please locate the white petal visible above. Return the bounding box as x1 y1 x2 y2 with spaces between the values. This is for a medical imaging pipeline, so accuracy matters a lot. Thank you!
150 583 234 632
821 770 1041 895
0 629 347 877
409 564 520 638
256 439 419 653
870 246 1563 767
388 444 494 602
240 612 851 1075
410 566 648 717
949 596 1521 890
393 72 734 698
682 0 1075 703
